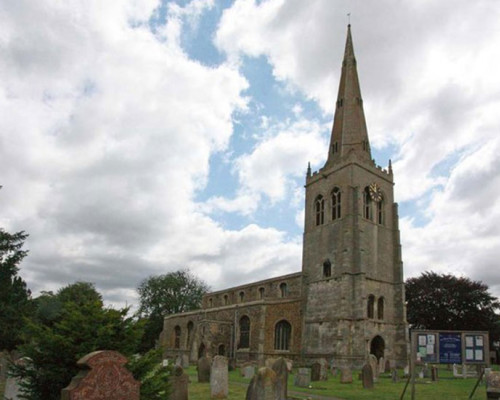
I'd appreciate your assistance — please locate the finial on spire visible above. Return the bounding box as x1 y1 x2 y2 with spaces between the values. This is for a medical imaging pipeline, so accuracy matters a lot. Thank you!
347 13 351 26
306 162 311 178
388 159 393 174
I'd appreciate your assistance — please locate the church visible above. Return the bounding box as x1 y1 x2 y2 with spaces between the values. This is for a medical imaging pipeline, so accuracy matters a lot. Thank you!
160 25 409 369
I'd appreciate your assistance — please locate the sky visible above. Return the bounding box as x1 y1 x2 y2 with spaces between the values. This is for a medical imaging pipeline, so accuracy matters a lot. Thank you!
1 0 500 308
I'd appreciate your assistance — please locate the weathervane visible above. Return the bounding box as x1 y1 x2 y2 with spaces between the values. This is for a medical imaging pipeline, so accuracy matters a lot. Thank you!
347 13 351 25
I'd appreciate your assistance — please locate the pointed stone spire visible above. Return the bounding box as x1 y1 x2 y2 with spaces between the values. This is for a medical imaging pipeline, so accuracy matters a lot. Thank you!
306 162 311 178
325 25 372 168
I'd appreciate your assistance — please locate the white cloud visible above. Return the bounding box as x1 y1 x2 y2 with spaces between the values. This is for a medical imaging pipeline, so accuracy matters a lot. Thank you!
204 118 327 215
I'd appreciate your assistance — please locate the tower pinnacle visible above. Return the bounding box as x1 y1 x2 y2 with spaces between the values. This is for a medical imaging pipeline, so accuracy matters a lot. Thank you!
325 25 371 168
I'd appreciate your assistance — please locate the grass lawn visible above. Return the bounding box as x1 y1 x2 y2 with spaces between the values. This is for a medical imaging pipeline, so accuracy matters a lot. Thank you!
186 365 490 400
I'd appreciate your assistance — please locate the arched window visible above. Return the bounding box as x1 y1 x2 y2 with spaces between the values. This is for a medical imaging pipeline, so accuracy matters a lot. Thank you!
363 187 372 220
331 187 341 220
323 259 332 278
239 291 245 302
315 195 325 226
367 295 375 319
259 287 265 299
377 297 384 320
223 294 228 305
279 282 288 298
174 325 181 349
274 320 291 350
208 298 213 307
377 198 384 225
239 316 250 348
187 321 193 345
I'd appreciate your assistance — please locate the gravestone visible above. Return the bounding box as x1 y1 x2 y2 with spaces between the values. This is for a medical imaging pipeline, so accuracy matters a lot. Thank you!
175 355 182 367
431 366 438 382
61 350 140 400
242 365 255 379
197 356 211 383
294 368 311 387
182 354 190 368
265 358 278 369
385 359 391 372
271 357 288 400
311 362 321 381
170 366 189 400
340 368 353 384
486 371 500 399
318 358 328 381
4 376 22 400
369 354 379 380
378 357 385 375
285 359 293 373
361 364 374 389
246 367 279 400
210 356 228 399
391 368 400 383
403 365 410 377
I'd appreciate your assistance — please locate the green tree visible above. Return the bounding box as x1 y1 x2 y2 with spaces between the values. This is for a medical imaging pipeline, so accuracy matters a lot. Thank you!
406 271 500 341
137 269 209 351
0 228 32 351
11 282 143 400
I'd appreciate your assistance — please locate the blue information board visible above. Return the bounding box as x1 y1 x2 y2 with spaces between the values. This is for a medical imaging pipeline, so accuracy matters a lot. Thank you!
439 333 462 364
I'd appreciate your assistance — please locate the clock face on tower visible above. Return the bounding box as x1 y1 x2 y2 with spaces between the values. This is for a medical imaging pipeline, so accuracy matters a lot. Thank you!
369 182 383 202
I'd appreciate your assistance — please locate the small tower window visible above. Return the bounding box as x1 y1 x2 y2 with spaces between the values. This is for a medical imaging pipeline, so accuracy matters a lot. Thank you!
239 291 245 303
378 297 384 320
259 287 265 299
332 187 341 220
274 320 292 351
363 187 372 220
315 195 325 226
223 294 228 305
279 282 288 298
208 298 213 307
323 259 332 278
239 316 250 348
367 295 375 319
377 199 384 225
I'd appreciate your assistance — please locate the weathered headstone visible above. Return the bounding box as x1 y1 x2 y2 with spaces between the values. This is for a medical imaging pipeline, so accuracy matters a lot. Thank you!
340 368 353 384
294 368 311 387
285 359 293 373
182 354 190 368
369 354 379 380
242 365 256 380
403 365 410 377
318 358 328 381
210 356 228 399
431 366 438 382
361 364 374 389
385 359 391 372
61 350 140 400
311 362 321 381
378 357 385 375
175 355 182 367
391 368 400 383
271 357 288 400
486 371 500 400
170 366 189 400
246 367 279 400
197 356 211 383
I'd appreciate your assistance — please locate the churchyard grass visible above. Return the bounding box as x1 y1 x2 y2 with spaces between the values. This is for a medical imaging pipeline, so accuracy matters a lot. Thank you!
185 365 491 400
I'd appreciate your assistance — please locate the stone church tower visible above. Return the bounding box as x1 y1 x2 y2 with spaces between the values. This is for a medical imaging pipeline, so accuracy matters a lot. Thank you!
301 25 408 367
159 25 408 370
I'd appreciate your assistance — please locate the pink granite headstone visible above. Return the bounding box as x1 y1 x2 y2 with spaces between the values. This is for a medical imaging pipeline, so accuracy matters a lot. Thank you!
61 350 140 400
